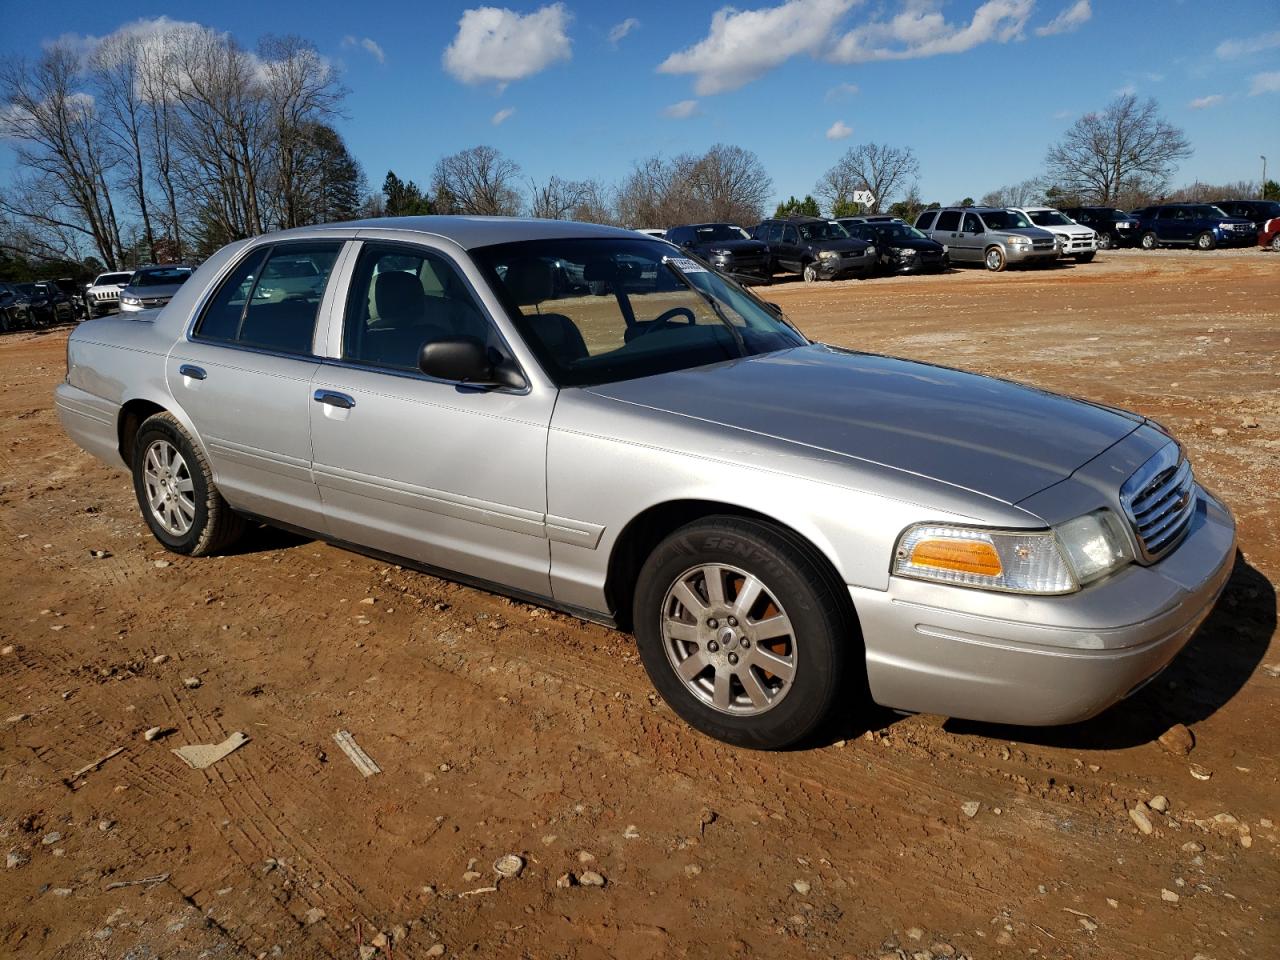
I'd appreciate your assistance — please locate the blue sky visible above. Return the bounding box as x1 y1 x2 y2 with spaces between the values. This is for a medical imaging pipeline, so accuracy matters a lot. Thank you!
4 0 1279 210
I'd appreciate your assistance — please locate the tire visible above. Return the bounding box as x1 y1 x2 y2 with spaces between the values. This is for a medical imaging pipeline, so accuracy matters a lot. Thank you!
132 412 245 556
633 516 854 750
1271 234 1280 252
801 262 818 283
1075 252 1096 263
984 246 1007 272
1195 231 1216 251
1140 231 1159 250
1097 233 1115 250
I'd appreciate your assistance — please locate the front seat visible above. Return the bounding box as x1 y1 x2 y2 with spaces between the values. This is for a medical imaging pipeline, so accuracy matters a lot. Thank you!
501 259 588 363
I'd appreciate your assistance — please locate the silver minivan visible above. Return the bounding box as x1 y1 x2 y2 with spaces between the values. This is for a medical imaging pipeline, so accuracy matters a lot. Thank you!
916 207 1058 271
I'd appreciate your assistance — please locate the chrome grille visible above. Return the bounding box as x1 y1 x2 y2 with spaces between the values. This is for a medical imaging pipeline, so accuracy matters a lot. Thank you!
1120 445 1196 561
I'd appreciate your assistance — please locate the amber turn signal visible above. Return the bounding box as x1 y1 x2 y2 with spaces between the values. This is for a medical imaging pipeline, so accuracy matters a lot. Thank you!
909 538 1003 577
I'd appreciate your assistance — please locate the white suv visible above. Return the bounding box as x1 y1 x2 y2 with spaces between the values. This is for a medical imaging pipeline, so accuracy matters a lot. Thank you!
1013 207 1097 262
84 271 134 317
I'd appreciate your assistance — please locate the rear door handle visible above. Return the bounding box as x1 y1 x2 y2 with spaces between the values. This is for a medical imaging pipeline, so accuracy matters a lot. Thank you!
313 390 355 409
179 364 206 380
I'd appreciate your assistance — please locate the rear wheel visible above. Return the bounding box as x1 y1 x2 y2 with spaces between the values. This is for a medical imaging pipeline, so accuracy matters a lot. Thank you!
1140 231 1159 250
984 246 1007 272
633 516 854 750
132 412 245 556
1195 231 1216 251
1271 234 1280 252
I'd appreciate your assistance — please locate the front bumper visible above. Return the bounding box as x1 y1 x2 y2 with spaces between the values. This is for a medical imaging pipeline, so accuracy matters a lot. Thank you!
1005 245 1058 264
851 488 1236 726
814 253 876 279
1058 235 1098 256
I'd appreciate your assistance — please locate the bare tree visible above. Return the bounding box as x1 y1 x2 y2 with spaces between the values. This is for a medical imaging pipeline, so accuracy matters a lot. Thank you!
979 178 1045 208
0 44 126 268
1045 94 1191 205
529 176 613 223
687 143 772 225
816 143 920 215
615 155 685 227
432 146 523 216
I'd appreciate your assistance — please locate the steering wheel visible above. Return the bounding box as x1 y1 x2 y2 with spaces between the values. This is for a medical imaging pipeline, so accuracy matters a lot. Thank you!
635 306 696 338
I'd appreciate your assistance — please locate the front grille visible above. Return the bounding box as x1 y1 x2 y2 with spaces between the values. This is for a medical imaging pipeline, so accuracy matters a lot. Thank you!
1121 445 1196 561
1031 239 1055 250
95 290 118 301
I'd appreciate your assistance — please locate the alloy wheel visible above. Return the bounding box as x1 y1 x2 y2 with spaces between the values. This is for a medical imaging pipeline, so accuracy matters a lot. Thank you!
142 439 196 536
660 563 797 716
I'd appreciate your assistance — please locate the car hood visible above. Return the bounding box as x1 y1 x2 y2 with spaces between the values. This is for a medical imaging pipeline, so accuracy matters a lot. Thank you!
1001 227 1057 241
807 238 871 254
695 239 769 256
885 236 945 252
122 283 186 299
588 344 1142 505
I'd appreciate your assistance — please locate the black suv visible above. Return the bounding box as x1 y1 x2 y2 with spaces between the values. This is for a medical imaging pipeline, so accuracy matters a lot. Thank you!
1213 199 1280 232
1059 207 1141 249
750 217 875 282
1130 204 1255 250
665 223 772 281
0 282 36 332
838 218 947 274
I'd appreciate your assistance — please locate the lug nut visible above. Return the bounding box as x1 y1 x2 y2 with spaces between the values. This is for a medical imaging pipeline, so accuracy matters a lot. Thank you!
708 641 719 652
707 618 719 629
726 616 738 627
740 638 750 648
727 653 739 666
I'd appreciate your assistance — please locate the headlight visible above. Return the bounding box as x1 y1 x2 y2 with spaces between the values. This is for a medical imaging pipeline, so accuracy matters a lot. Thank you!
893 511 1132 595
893 247 917 257
1010 236 1031 246
942 244 949 253
817 250 839 260
865 245 876 256
1218 222 1233 230
121 296 141 305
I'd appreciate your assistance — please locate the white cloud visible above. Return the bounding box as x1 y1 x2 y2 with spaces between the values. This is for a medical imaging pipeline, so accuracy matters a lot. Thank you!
658 0 856 95
662 99 699 118
491 106 516 125
1249 71 1280 95
608 17 639 46
1215 30 1280 60
825 81 860 100
825 119 852 140
1188 94 1223 110
443 3 572 86
830 0 1033 63
1034 0 1090 37
342 35 386 63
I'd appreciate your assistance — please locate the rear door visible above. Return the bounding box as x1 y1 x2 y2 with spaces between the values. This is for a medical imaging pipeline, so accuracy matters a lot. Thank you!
932 210 965 258
168 240 347 531
779 224 802 270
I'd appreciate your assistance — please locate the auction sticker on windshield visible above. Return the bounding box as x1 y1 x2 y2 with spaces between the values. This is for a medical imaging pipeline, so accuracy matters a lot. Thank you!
666 257 708 273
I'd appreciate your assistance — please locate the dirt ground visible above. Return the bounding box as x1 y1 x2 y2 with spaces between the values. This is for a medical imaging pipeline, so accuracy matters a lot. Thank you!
1 249 1277 960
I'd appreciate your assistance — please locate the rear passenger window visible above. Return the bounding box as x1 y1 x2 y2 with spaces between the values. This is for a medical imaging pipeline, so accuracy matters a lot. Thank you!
935 210 961 231
962 213 983 233
194 243 340 355
766 223 784 243
342 244 495 372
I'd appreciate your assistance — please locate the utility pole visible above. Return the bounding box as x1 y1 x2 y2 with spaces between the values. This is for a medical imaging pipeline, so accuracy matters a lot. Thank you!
1262 156 1268 198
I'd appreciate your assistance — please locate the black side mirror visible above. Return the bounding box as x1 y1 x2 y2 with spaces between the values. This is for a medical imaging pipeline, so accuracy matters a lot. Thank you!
418 337 524 389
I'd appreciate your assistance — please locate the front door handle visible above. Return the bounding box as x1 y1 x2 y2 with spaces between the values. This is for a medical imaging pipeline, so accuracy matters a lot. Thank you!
179 364 206 380
314 390 355 409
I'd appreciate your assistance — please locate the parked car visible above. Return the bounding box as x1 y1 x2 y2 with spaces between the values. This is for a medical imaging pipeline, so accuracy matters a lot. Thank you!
85 271 134 317
838 218 948 274
15 281 74 326
915 207 1058 271
119 266 194 313
633 228 667 240
1130 204 1255 250
666 223 772 281
751 216 875 282
0 281 36 332
1212 199 1280 250
1059 206 1141 249
1013 207 1097 262
54 216 1236 749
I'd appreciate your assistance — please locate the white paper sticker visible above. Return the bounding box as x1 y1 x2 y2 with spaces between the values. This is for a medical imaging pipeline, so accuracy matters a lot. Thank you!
667 257 708 273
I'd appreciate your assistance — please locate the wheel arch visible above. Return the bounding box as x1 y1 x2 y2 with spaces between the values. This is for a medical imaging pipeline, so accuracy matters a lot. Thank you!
604 498 857 635
117 395 207 470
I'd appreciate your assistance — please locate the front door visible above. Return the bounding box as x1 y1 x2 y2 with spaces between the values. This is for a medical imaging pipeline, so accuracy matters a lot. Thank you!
309 241 554 596
167 240 345 531
952 212 986 261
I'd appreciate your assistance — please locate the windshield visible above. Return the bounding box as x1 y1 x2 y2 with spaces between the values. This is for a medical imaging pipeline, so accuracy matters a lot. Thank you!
873 223 929 242
1106 210 1132 221
980 210 1033 230
1028 210 1074 227
472 238 807 388
132 267 192 287
694 224 750 243
96 272 133 285
797 221 849 241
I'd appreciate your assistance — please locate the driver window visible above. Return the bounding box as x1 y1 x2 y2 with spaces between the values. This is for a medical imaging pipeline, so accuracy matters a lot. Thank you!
962 213 983 233
783 226 799 244
342 244 493 372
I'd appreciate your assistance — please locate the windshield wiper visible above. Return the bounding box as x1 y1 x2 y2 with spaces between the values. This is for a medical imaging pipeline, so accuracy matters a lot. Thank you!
661 256 748 358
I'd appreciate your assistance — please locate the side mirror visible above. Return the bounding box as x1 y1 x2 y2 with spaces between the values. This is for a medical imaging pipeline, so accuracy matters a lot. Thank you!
418 337 524 390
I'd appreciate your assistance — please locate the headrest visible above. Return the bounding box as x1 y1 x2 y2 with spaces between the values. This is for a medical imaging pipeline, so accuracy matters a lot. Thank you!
374 271 424 317
502 259 556 307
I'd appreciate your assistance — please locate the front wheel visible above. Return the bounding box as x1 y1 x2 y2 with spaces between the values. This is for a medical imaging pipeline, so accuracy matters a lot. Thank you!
801 262 818 283
633 517 854 749
1097 233 1115 250
132 412 245 556
1195 231 1216 251
984 246 1007 272
1140 231 1159 250
1075 252 1096 263
1271 234 1280 252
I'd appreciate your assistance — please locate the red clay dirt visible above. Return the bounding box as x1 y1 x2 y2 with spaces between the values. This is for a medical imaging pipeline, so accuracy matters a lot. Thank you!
1 249 1277 959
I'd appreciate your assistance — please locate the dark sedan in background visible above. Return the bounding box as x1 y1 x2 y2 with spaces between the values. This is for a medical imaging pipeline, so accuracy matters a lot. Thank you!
119 265 194 313
1059 207 1141 249
666 223 772 282
839 218 948 274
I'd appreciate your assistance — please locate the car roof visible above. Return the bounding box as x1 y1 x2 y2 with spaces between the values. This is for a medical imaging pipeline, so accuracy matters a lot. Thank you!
275 215 644 250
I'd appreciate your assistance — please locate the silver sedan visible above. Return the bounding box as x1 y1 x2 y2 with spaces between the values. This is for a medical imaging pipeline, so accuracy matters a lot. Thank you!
54 217 1236 749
